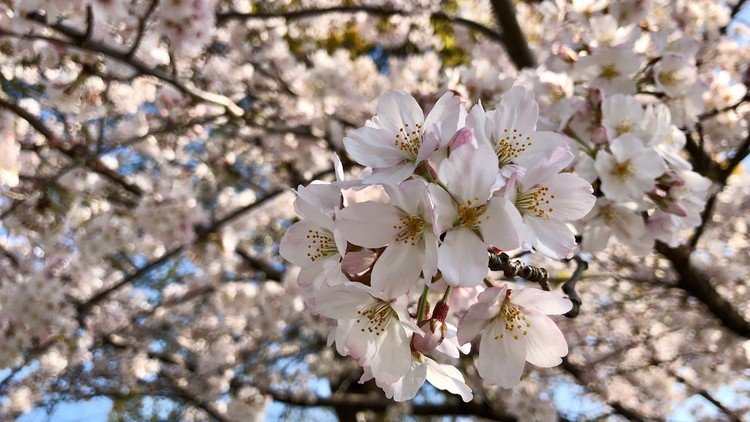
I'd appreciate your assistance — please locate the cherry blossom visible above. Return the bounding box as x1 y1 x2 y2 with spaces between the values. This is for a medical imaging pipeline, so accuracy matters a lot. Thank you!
458 285 572 388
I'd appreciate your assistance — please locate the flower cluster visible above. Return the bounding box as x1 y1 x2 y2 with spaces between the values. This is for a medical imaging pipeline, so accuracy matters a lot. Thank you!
281 87 596 400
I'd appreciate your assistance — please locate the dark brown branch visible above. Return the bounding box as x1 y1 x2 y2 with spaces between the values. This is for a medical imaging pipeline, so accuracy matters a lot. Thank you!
562 256 587 318
489 0 537 68
22 11 244 116
265 389 517 420
656 242 750 338
127 0 159 58
0 96 143 196
698 94 749 121
216 6 508 58
236 248 283 281
488 250 550 290
560 357 647 422
666 369 742 422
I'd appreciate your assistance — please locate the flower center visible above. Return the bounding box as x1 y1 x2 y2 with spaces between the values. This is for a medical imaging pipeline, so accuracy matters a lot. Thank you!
658 70 679 87
611 160 634 180
494 294 530 340
495 128 532 166
515 186 555 219
356 300 396 336
616 120 633 136
305 229 338 262
458 200 488 228
600 64 620 80
394 122 423 160
394 215 425 245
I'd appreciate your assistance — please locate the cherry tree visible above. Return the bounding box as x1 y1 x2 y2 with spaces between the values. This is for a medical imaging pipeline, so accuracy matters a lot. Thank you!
1 0 749 420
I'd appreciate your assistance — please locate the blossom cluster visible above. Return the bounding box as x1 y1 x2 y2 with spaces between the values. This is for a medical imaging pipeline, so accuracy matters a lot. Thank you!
281 87 596 399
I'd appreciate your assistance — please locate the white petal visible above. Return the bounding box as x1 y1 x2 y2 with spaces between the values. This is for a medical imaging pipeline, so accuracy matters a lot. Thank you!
280 221 335 267
369 321 413 385
438 142 498 203
479 197 523 250
424 90 466 148
514 131 570 171
383 178 428 215
526 217 577 260
546 173 596 221
364 161 418 185
512 288 573 315
457 298 496 345
524 314 569 368
371 241 425 298
437 228 488 287
335 202 400 248
376 90 425 134
495 86 539 134
421 231 439 280
315 283 373 320
344 126 406 168
381 359 427 402
425 359 474 402
427 183 458 234
477 321 527 388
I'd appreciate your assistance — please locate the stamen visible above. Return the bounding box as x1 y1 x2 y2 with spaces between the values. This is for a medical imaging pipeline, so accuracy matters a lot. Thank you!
305 229 338 262
393 122 423 160
394 215 425 246
495 128 532 166
515 186 555 219
356 300 396 336
458 199 489 228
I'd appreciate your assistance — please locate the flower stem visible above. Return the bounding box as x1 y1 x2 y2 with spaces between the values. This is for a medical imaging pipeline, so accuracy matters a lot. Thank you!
441 286 452 302
416 285 430 324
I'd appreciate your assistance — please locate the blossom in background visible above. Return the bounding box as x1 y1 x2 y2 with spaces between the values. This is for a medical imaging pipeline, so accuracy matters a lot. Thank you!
458 285 572 388
594 135 667 201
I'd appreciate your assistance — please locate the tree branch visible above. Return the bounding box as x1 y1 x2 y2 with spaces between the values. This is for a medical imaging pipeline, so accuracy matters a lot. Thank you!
216 6 508 59
656 242 750 338
22 11 244 117
488 0 537 68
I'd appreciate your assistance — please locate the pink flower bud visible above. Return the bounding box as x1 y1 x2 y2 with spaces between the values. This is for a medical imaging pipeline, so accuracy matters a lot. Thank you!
412 320 443 353
449 127 475 151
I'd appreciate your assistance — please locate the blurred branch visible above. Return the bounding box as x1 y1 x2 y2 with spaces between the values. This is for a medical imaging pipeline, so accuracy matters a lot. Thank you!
19 11 244 116
217 6 509 60
489 0 537 68
0 96 143 196
264 388 517 420
656 242 750 338
127 0 160 58
666 369 742 421
560 357 647 422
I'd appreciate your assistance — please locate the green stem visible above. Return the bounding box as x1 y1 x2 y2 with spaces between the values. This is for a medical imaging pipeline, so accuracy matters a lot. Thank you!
441 286 452 302
416 285 430 325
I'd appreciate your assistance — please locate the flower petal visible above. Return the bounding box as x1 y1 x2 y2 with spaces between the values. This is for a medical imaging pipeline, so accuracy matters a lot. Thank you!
344 126 406 168
438 142 498 203
371 241 425 298
335 202 400 248
477 321 527 388
479 196 524 250
280 221 336 267
425 359 473 402
524 314 569 368
437 228 488 287
512 288 573 315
